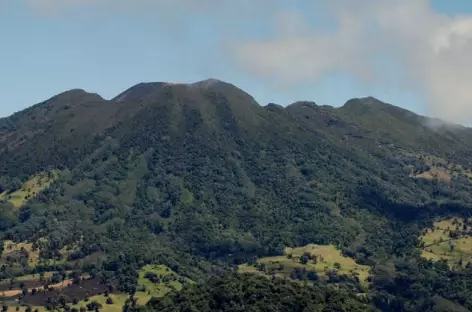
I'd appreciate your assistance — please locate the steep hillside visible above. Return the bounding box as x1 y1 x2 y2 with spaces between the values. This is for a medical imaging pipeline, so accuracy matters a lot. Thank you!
1 79 472 311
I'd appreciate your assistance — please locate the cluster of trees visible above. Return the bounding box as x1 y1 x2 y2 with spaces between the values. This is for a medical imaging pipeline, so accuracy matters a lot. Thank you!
145 273 374 312
0 177 22 195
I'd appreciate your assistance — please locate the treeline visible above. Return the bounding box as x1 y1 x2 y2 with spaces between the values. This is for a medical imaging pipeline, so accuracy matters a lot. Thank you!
144 273 375 312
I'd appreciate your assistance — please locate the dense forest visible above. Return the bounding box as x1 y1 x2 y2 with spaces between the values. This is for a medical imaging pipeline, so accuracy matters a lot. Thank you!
1 79 472 311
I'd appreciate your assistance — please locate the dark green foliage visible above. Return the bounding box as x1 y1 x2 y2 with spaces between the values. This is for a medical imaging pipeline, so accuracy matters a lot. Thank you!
86 301 102 311
146 273 374 312
3 80 472 311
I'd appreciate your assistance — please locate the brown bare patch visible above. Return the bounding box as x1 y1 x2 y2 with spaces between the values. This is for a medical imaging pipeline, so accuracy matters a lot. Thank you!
414 167 451 183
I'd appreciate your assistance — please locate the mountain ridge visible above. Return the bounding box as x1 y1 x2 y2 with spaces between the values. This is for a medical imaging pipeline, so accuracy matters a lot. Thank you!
2 78 466 132
2 78 472 311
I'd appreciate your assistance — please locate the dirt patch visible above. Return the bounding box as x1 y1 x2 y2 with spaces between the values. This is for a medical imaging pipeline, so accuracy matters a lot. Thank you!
0 279 74 297
8 278 109 306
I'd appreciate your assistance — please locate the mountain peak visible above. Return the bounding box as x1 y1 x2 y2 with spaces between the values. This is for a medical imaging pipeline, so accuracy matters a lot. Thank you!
190 78 224 88
112 82 167 102
112 79 228 102
49 88 104 104
342 96 384 108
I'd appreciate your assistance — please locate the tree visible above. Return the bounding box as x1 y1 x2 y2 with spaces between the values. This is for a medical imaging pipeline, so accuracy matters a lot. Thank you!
334 262 342 270
58 295 70 308
307 271 318 281
86 301 102 311
299 252 312 265
106 297 113 305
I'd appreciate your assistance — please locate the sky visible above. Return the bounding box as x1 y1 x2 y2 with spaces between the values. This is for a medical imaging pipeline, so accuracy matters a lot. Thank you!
1 0 472 124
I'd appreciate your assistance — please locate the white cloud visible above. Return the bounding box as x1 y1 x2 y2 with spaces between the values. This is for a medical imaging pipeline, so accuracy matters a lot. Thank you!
231 0 472 123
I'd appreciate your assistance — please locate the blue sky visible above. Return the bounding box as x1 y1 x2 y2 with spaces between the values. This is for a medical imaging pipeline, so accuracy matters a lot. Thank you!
1 0 472 123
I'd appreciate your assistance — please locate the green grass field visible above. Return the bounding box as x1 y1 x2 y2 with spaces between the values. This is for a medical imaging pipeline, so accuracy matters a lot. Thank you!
135 264 193 304
239 244 371 288
67 264 194 312
406 153 472 184
1 240 40 267
3 264 192 311
1 238 73 268
0 171 57 208
69 294 128 312
420 218 472 268
12 306 46 312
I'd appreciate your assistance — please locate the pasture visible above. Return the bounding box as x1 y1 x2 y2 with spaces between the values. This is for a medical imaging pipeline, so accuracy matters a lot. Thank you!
238 244 371 287
0 172 57 208
420 217 472 268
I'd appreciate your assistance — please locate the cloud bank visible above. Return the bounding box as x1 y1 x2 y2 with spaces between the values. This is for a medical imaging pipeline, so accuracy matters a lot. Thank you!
24 0 472 123
231 0 472 123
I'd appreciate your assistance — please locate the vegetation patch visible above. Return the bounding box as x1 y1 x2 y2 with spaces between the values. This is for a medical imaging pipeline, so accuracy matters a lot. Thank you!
0 271 84 298
238 244 371 288
414 167 451 183
420 217 472 268
0 172 57 208
1 240 40 268
13 277 106 308
135 264 193 304
0 272 57 293
408 154 472 184
1 238 74 270
68 293 129 312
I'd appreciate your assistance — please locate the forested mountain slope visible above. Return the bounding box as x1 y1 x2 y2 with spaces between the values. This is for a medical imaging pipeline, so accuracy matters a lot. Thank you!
1 79 472 311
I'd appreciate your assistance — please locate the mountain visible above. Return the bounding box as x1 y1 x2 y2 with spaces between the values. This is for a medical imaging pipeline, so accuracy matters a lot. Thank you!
1 79 472 311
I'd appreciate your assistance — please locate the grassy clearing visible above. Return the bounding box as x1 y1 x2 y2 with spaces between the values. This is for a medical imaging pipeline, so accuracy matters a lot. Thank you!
69 293 128 312
0 272 56 284
10 306 45 312
407 153 472 184
64 264 195 310
414 167 451 183
0 172 57 208
1 237 81 270
13 294 130 312
135 264 193 304
420 217 472 268
2 240 40 267
4 265 191 311
238 244 371 288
